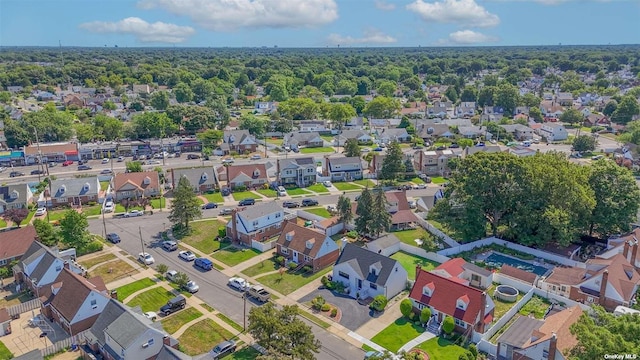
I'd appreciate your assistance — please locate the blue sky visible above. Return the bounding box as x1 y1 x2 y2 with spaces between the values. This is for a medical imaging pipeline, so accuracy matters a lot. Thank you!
1 0 638 47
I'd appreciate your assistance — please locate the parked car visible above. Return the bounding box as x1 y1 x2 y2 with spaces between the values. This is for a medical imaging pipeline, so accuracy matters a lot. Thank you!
78 165 92 170
48 162 56 167
449 143 460 148
194 257 213 271
360 148 371 153
245 285 270 303
138 252 155 265
0 167 6 173
143 311 158 321
103 202 114 213
221 187 231 196
210 340 236 359
219 208 233 216
277 186 287 196
117 156 125 162
301 199 318 206
183 280 199 293
282 200 300 208
187 154 201 160
9 171 24 177
30 169 44 175
202 202 218 209
106 233 121 244
62 160 73 166
100 169 113 175
250 154 262 160
373 147 383 151
222 158 234 164
162 240 178 251
165 270 179 282
35 207 47 216
322 180 332 187
146 160 161 165
413 184 427 189
179 250 196 261
408 200 417 209
160 295 186 315
101 158 110 164
125 210 143 217
238 198 255 206
228 277 250 291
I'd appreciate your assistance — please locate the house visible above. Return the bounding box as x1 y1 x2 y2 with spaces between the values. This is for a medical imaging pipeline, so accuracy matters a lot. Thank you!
227 202 295 247
84 299 183 360
427 105 447 118
0 184 33 213
514 106 530 115
334 130 372 145
409 267 495 334
225 164 269 189
222 130 257 154
283 132 323 149
415 188 445 213
276 222 339 272
415 123 454 141
458 126 487 139
332 243 408 300
369 154 385 175
431 258 493 290
112 171 160 202
132 84 150 94
379 128 411 144
7 86 24 93
385 190 418 231
344 117 365 130
508 146 537 157
496 306 583 360
538 252 640 311
556 92 574 106
538 123 568 141
47 177 100 207
455 102 476 118
277 157 316 187
254 101 277 115
40 266 109 335
170 167 216 193
0 226 37 268
480 113 504 123
24 143 79 164
500 264 539 286
63 94 85 108
323 156 363 182
601 228 640 268
414 149 460 177
584 114 610 127
462 145 502 158
13 241 83 293
500 124 535 140
299 120 327 132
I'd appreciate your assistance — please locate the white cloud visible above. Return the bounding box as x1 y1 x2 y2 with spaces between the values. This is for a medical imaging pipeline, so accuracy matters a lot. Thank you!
374 0 396 11
406 0 500 28
488 0 616 3
327 29 397 45
446 30 498 44
137 0 338 31
79 17 195 43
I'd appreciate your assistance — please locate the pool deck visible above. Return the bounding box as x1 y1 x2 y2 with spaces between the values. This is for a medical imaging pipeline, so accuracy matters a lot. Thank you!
475 251 553 276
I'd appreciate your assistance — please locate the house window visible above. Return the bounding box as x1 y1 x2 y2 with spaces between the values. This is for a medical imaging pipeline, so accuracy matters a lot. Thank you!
275 213 281 218
275 223 281 229
281 247 288 255
338 271 349 279
304 255 311 262
0 259 6 266
454 318 467 328
561 285 567 292
370 283 377 290
91 299 97 306
542 350 549 359
471 274 480 283
252 221 259 226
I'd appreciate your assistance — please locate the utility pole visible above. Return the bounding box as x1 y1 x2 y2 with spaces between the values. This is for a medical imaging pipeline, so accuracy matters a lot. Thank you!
139 226 145 256
102 208 107 238
32 126 42 182
243 292 247 331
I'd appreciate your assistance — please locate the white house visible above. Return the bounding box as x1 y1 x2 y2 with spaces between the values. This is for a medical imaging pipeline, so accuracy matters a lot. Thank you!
14 241 83 290
323 157 363 182
538 123 568 141
227 202 295 247
299 120 328 132
332 243 408 300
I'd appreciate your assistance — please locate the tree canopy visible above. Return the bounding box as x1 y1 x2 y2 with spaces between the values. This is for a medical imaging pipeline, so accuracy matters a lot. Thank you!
169 176 202 230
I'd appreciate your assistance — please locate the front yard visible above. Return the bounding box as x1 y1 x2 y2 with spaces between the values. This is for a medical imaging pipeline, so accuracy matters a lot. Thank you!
353 179 376 188
125 287 175 313
161 308 203 334
300 147 334 154
255 189 277 198
151 198 166 209
47 209 68 222
304 207 332 218
0 341 12 360
416 337 469 360
232 191 262 201
286 187 312 196
333 182 362 191
82 204 103 216
256 266 332 295
390 251 440 280
91 260 137 284
306 183 329 193
20 210 34 226
430 176 448 184
115 278 157 301
241 258 280 278
371 317 425 353
79 253 116 269
202 192 224 203
174 220 226 254
212 247 261 267
177 318 234 356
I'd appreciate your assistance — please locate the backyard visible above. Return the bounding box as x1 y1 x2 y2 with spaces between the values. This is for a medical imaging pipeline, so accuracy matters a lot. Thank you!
231 191 262 201
390 251 440 280
241 258 280 278
415 337 469 360
300 147 334 154
174 219 226 254
305 207 332 218
487 284 524 320
91 260 137 284
518 295 551 319
371 317 425 353
126 287 175 313
392 228 431 247
115 278 157 301
333 182 362 191
212 247 261 267
307 183 329 193
256 267 332 295
177 319 234 356
100 181 110 191
161 308 203 334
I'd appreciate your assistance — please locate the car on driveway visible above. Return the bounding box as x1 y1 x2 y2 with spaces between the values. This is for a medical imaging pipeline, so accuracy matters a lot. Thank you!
103 202 114 213
323 180 332 187
228 277 250 291
106 233 121 244
35 207 47 216
183 280 199 293
179 250 196 261
282 200 300 208
125 210 143 217
210 340 236 359
165 270 179 282
138 252 155 265
238 198 255 206
302 199 318 206
143 311 158 321
202 202 218 209
194 258 213 271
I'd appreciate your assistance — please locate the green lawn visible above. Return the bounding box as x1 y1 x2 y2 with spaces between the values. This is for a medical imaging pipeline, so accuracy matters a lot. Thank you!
307 183 329 193
232 191 262 201
79 253 116 270
430 176 447 184
100 181 110 191
229 346 261 359
298 309 331 329
255 189 277 198
212 247 261 267
256 266 332 295
266 138 283 146
175 220 226 254
241 258 280 278
320 135 335 142
0 219 7 228
300 147 334 154
354 179 376 188
47 209 68 222
305 207 332 218
286 187 311 196
115 204 144 213
216 312 244 332
82 204 103 216
416 337 469 360
392 228 430 247
178 319 234 356
115 278 157 301
487 284 524 320
371 317 425 353
518 295 551 319
125 287 175 313
202 192 224 203
21 210 35 225
390 251 440 280
333 182 362 191
410 177 425 184
161 308 203 334
151 198 166 209
0 340 13 360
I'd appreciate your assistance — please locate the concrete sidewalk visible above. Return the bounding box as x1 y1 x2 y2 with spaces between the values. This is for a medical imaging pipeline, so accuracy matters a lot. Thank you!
397 331 434 353
354 295 406 339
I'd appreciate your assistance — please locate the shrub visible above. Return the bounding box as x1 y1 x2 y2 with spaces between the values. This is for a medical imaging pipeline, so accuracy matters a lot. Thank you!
420 307 431 323
77 240 103 256
287 262 298 270
321 304 330 312
330 308 337 317
346 230 358 239
400 299 413 318
218 226 226 238
442 315 455 335
408 311 417 322
321 276 330 288
331 281 345 293
469 344 478 358
234 185 247 192
370 295 388 312
274 255 285 265
312 296 326 310
302 265 313 273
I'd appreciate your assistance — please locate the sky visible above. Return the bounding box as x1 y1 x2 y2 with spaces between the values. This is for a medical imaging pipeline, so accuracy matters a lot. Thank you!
0 0 638 47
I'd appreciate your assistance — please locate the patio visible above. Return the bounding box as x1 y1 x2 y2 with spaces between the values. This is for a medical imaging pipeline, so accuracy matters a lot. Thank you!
2 309 70 357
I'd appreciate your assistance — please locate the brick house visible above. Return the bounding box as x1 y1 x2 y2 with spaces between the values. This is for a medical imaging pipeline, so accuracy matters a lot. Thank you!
170 167 216 193
275 222 339 272
112 171 160 201
414 149 460 177
225 164 269 189
227 202 296 247
222 130 257 154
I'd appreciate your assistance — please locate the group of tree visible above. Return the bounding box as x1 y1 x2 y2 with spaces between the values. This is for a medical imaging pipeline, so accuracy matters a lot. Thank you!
355 188 391 238
430 152 640 245
378 142 406 183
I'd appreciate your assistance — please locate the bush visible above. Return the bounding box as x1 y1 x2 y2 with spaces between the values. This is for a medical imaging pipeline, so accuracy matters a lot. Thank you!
408 311 417 322
400 299 413 318
274 255 285 265
442 315 455 335
321 304 330 312
218 226 226 238
469 344 478 358
346 230 358 239
330 308 337 317
331 281 345 293
302 265 312 273
77 240 103 256
312 296 326 310
370 295 388 312
287 262 298 270
420 307 432 323
233 185 247 192
321 276 330 288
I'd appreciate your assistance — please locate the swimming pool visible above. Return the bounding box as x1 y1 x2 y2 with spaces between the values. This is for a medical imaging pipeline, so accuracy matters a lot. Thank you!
485 252 549 276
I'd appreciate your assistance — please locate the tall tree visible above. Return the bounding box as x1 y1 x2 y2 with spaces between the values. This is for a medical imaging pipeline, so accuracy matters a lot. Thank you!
343 138 360 157
612 95 640 125
3 208 29 228
328 103 356 129
169 176 202 230
150 90 170 110
495 83 520 115
173 82 194 103
59 210 90 249
355 188 374 237
336 195 353 226
277 98 319 120
560 108 583 125
370 189 391 237
379 141 405 182
33 219 58 246
570 306 640 359
196 129 223 149
239 114 267 137
126 161 143 173
363 96 401 119
130 112 178 139
572 135 597 153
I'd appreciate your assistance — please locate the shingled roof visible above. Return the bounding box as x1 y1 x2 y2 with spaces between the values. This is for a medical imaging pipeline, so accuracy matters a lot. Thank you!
335 243 400 287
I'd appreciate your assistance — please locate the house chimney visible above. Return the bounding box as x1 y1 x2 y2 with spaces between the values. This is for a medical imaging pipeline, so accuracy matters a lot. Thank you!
548 333 558 360
416 264 422 281
110 290 118 300
598 270 608 306
477 292 488 333
631 241 638 267
163 336 171 346
323 156 330 177
231 209 239 243
623 240 630 260
63 261 69 270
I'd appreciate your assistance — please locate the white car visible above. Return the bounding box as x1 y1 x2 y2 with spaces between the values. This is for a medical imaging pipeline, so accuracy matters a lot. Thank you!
146 160 161 165
360 148 371 153
125 210 143 217
183 280 199 293
138 252 155 265
165 270 178 282
250 154 262 160
103 202 114 213
228 277 249 291
413 184 427 189
100 169 113 175
323 180 332 187
179 250 196 261
35 207 47 216
117 156 125 162
102 158 110 164
408 200 417 209
144 311 158 321
0 167 7 173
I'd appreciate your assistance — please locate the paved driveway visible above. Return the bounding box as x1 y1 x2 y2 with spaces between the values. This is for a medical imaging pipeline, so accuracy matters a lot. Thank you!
299 288 373 331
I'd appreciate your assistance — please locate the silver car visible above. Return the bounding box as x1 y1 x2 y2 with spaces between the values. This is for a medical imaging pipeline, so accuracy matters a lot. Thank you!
183 280 199 293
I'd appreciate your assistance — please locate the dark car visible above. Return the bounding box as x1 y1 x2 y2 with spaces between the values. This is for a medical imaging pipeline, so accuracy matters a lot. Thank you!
202 202 218 209
30 169 44 175
106 233 121 244
78 165 92 170
221 187 231 196
9 171 24 177
210 340 236 359
302 199 318 207
194 258 213 271
187 154 201 160
238 198 255 206
449 143 460 148
436 145 447 150
160 295 186 315
282 201 300 208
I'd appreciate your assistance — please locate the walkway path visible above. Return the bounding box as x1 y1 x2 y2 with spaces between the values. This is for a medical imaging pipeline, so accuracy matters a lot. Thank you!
397 331 435 353
347 332 387 353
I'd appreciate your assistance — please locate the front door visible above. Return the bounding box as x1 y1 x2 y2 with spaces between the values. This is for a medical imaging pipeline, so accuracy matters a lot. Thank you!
357 279 362 289
292 251 298 263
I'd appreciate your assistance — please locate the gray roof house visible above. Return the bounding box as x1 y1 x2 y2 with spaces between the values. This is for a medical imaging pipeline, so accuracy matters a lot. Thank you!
0 183 33 213
379 128 411 143
458 126 488 139
283 132 324 149
85 299 185 360
222 130 258 154
334 130 372 145
47 177 100 207
13 241 82 293
332 243 408 300
170 167 216 193
323 156 363 182
277 157 317 187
